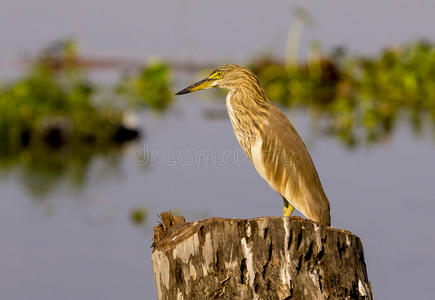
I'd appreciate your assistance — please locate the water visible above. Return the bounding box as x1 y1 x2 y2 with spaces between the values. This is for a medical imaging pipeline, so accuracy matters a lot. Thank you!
1 1 435 299
1 96 434 299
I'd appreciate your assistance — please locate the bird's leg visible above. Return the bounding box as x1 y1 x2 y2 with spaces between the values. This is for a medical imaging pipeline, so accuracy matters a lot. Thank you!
282 197 295 217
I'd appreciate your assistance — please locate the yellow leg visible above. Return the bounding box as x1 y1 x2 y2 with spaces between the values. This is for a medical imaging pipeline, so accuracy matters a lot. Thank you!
282 197 295 217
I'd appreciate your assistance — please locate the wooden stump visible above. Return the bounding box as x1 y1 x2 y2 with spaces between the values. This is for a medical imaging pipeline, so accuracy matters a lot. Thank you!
151 212 373 300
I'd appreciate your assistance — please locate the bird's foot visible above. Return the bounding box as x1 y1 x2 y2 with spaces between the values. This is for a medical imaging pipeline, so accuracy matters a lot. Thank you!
282 197 295 217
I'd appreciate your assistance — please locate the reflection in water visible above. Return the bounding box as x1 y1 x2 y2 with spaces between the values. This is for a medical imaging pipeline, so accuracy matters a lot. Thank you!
0 144 124 197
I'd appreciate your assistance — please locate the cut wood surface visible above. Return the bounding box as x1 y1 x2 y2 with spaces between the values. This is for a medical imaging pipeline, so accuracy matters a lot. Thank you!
151 212 373 300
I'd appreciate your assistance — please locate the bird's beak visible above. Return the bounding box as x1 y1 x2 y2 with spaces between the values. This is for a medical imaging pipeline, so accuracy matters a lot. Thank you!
175 77 214 95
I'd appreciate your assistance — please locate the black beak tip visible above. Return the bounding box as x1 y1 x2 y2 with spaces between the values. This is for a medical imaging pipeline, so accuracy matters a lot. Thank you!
175 88 190 95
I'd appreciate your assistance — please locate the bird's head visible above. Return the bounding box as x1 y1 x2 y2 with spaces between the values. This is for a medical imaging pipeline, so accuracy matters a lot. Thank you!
176 64 260 95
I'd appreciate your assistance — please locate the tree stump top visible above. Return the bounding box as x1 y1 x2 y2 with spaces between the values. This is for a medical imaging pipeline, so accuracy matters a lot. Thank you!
152 212 373 299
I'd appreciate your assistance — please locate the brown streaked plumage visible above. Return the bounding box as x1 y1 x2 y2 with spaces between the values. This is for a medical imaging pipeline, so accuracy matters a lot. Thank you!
176 64 331 225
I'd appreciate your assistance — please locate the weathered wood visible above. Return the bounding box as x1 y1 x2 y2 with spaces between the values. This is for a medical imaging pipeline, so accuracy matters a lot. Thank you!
152 212 373 300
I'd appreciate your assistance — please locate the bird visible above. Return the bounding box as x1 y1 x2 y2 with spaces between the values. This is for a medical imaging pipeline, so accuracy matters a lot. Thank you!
176 64 331 226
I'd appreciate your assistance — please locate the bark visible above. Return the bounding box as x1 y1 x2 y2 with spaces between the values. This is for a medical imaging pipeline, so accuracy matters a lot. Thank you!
151 212 373 300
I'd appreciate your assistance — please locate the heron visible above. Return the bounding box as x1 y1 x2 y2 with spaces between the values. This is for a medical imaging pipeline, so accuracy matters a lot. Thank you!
176 64 331 226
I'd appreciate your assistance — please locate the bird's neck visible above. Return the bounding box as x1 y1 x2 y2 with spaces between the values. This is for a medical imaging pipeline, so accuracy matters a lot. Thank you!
225 87 271 145
225 86 271 118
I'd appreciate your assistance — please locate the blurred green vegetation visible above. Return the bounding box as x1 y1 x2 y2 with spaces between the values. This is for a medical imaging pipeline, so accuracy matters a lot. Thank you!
250 40 435 147
0 40 125 154
129 205 149 226
1 38 433 195
117 61 173 111
0 40 172 195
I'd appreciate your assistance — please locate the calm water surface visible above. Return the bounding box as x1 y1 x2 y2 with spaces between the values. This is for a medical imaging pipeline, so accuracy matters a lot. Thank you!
1 94 434 299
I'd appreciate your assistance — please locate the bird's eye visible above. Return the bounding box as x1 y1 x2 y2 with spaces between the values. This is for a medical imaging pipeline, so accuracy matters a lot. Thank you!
213 71 224 79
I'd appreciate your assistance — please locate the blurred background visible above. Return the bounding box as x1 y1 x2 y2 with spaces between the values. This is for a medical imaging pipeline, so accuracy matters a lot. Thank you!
1 1 434 299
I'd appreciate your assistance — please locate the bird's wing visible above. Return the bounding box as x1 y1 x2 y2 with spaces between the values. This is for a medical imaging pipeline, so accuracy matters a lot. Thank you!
253 106 330 224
